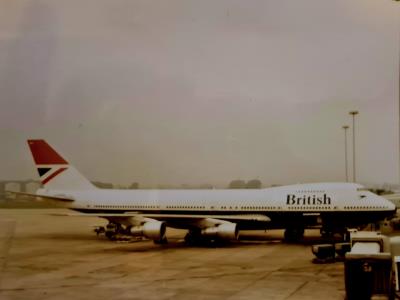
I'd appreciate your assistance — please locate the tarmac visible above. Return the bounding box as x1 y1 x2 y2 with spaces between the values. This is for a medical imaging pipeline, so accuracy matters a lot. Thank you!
0 209 346 300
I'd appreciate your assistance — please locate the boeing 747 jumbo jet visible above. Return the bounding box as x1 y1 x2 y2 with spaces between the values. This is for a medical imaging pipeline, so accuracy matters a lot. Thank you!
11 140 396 244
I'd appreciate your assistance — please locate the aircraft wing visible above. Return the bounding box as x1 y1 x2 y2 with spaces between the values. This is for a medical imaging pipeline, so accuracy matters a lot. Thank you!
142 213 270 222
6 191 74 202
142 213 270 229
58 212 270 221
54 212 270 228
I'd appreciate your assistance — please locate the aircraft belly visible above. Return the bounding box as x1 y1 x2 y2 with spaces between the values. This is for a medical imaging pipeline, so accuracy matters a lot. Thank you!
70 208 394 231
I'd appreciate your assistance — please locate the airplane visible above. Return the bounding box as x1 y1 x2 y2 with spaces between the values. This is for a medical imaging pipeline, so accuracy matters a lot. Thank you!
9 139 397 244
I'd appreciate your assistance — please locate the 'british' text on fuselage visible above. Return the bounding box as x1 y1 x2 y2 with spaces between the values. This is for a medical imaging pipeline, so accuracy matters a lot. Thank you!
286 194 331 205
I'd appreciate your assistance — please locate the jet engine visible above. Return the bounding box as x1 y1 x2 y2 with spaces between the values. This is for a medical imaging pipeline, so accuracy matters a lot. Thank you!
130 221 166 241
201 223 239 240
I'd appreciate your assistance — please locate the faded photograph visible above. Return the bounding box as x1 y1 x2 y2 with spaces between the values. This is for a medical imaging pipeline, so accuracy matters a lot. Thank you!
0 1 399 299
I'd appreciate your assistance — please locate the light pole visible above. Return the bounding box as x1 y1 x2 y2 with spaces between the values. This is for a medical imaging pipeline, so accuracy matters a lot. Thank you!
397 0 400 184
342 125 349 182
349 111 359 182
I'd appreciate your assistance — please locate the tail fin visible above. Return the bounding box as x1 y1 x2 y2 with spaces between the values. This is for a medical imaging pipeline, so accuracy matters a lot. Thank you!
27 140 96 190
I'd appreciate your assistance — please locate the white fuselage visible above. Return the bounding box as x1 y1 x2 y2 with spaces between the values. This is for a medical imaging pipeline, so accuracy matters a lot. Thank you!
37 182 396 230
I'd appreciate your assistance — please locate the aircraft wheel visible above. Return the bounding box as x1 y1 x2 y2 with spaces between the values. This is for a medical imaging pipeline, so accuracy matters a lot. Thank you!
105 231 117 241
284 228 304 242
153 237 168 245
184 230 204 245
184 232 196 245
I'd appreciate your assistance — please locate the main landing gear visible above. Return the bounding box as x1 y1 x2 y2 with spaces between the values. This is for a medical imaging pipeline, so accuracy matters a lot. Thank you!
284 227 305 242
153 236 168 245
184 229 226 246
184 229 205 245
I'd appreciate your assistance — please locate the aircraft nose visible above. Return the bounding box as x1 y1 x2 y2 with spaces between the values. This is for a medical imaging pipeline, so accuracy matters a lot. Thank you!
388 200 396 211
382 195 397 212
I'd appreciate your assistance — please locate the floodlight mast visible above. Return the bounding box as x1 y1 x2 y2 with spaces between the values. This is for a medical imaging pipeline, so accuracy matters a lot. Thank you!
342 125 349 182
349 111 359 183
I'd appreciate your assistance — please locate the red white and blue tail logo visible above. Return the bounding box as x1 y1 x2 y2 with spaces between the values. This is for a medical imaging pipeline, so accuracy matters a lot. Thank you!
27 139 95 190
28 140 69 185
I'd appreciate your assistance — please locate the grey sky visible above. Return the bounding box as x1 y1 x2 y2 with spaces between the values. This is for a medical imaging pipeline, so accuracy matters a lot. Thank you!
0 0 399 187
